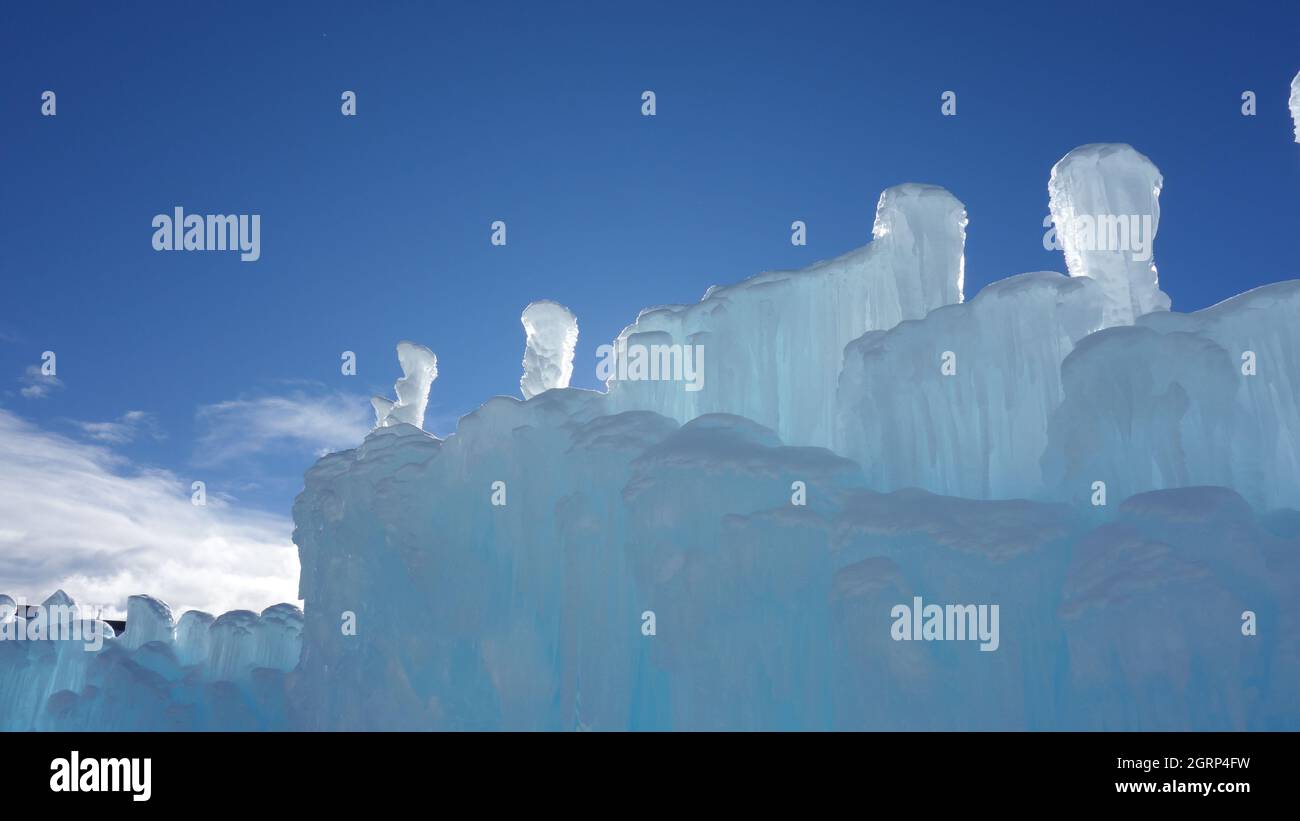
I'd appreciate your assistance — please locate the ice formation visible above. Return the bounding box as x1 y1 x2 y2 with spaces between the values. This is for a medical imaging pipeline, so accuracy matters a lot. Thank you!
5 142 1299 731
1043 281 1300 510
836 271 1104 499
0 592 302 730
1048 143 1170 326
520 300 579 399
372 340 438 430
604 183 967 449
1291 70 1300 143
120 594 175 650
287 404 1298 729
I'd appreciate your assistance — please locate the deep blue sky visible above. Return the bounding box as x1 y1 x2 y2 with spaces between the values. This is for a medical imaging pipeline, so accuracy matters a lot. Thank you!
2 0 1298 517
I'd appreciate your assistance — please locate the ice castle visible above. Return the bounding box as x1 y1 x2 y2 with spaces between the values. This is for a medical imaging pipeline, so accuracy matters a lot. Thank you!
5 143 1299 730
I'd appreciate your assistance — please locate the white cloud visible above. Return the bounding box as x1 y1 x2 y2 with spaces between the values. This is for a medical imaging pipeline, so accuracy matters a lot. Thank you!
0 409 299 618
19 365 63 399
75 410 163 444
194 391 371 466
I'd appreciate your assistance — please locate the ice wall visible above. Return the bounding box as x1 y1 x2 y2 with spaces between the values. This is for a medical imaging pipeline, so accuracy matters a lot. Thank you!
836 272 1104 499
520 300 579 399
1043 281 1300 510
0 593 302 731
604 183 967 448
372 341 438 430
1048 143 1170 326
8 140 1300 732
1057 487 1291 728
286 398 1300 730
0 591 116 731
832 144 1176 500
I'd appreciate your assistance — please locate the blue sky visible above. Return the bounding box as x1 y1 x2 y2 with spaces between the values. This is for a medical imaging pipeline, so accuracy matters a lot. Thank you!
1 1 1297 611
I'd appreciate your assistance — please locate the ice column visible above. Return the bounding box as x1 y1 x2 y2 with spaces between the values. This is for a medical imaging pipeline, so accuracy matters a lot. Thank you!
1290 70 1300 143
372 341 438 430
1048 143 1170 326
175 610 214 667
121 594 175 650
520 300 579 399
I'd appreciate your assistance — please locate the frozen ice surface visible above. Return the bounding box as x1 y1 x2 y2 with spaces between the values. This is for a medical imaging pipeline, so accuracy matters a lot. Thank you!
0 590 114 731
175 610 214 667
287 399 1300 729
1044 280 1300 509
121 594 175 650
372 341 438 430
1048 143 1170 326
253 603 304 672
520 300 579 399
604 183 967 449
0 593 300 730
207 609 260 682
836 271 1104 499
5 143 1300 731
42 589 75 609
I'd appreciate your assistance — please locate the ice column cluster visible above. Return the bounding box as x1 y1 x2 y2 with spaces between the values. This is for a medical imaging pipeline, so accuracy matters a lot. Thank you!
7 141 1300 731
0 591 302 731
604 183 967 449
836 271 1105 499
1043 281 1300 509
834 144 1189 499
520 299 579 399
289 401 1300 729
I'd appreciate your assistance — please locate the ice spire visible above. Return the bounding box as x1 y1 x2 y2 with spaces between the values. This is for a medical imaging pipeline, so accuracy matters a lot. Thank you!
1048 143 1170 326
372 341 438 430
121 594 175 650
520 300 579 399
1290 70 1300 143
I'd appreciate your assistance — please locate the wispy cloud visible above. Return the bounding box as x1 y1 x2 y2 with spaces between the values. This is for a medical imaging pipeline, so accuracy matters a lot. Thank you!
74 410 164 444
19 364 63 399
193 390 371 466
0 409 299 617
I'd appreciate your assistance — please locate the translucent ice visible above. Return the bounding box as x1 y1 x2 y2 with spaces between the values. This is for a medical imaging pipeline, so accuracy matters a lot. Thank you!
1291 70 1300 143
7 140 1300 733
1043 281 1300 509
372 341 438 430
1048 143 1170 326
0 590 115 731
253 603 303 672
42 589 76 610
0 591 305 730
120 594 175 650
604 183 967 448
207 610 260 681
520 300 579 399
286 398 1300 730
175 609 214 667
836 271 1104 498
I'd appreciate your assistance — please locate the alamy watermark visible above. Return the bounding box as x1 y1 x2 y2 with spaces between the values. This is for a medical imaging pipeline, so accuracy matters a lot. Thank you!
0 599 108 652
50 751 151 801
1043 213 1153 262
891 596 999 651
597 340 704 392
152 207 261 261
